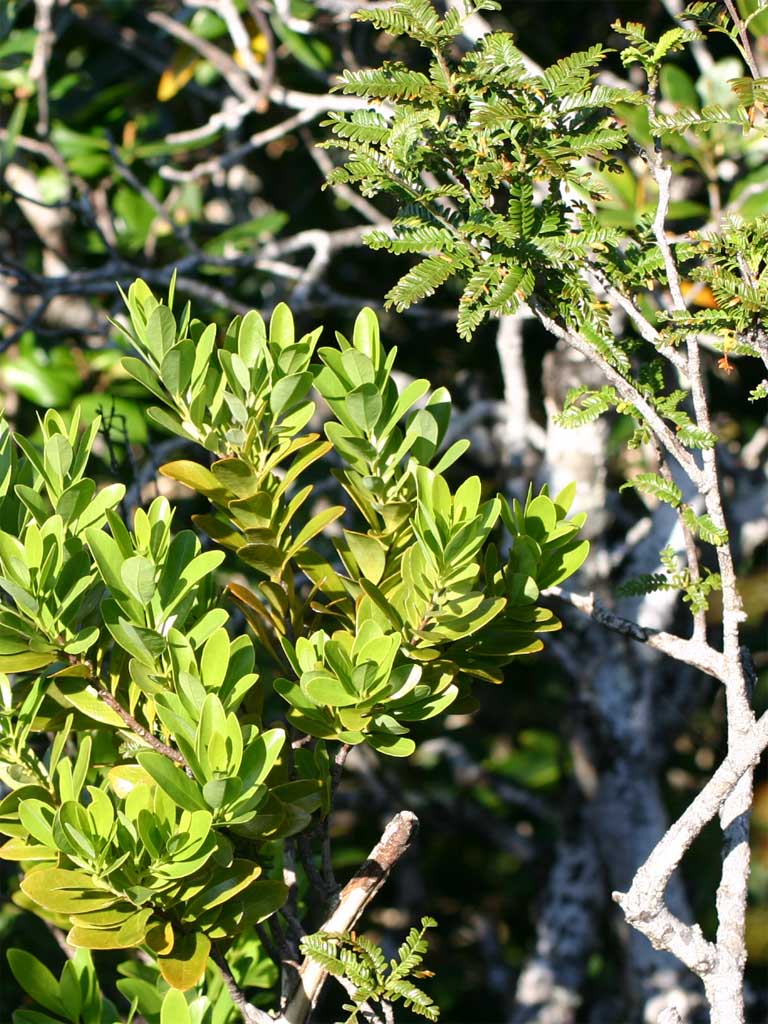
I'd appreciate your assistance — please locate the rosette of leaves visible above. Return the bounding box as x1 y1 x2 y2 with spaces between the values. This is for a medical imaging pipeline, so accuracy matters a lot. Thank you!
0 278 586 1003
0 701 290 987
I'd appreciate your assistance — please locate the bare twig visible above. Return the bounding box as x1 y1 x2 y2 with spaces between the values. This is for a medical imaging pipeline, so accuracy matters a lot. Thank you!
528 298 705 486
212 946 274 1024
278 811 419 1024
28 0 56 135
722 0 761 80
614 708 768 973
543 587 726 680
161 109 320 182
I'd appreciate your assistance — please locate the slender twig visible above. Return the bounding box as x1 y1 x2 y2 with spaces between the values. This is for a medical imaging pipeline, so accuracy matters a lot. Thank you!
28 0 56 135
212 945 274 1024
278 811 419 1024
145 10 258 105
96 687 187 766
543 586 726 679
246 0 277 111
528 298 704 486
614 708 768 968
722 0 761 80
161 109 320 181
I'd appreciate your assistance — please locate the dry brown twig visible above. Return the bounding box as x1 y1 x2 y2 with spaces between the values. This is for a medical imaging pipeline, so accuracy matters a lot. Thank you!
277 811 420 1024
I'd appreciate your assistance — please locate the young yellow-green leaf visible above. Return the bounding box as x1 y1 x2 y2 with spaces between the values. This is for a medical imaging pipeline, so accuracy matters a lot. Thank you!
302 671 359 708
0 651 55 672
158 931 211 991
18 799 56 848
44 434 73 485
57 959 83 1023
344 530 387 584
268 302 295 349
524 494 558 541
50 680 126 728
200 627 230 690
161 988 192 1024
0 838 56 861
67 907 153 949
159 461 229 502
106 763 155 799
21 868 117 915
241 727 286 788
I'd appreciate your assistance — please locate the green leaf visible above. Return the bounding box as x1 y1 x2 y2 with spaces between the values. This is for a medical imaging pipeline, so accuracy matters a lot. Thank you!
368 734 416 757
620 473 682 508
160 461 230 502
12 1010 66 1024
288 506 346 556
7 949 64 1017
302 671 359 708
345 384 383 432
145 306 176 361
200 627 230 690
344 531 387 584
137 751 206 811
120 556 156 604
269 303 295 349
270 372 313 418
102 601 165 668
161 340 195 397
67 908 152 950
0 651 55 672
240 879 288 923
121 356 172 404
51 681 125 728
241 728 286 788
185 859 261 915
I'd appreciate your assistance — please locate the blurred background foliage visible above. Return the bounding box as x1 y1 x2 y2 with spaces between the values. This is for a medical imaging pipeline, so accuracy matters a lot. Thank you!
0 1 767 1021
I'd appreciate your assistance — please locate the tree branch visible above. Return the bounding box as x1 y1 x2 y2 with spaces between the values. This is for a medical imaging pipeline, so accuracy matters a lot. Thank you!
278 810 419 1024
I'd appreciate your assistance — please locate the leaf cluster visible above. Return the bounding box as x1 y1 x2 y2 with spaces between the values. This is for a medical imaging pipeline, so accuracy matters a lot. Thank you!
0 279 588 1011
324 1 639 338
301 916 440 1023
617 545 722 614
